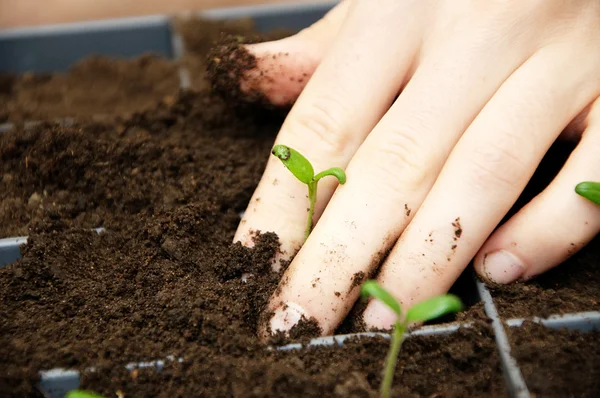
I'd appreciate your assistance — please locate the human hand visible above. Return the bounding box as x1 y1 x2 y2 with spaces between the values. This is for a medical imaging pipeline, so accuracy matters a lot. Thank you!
233 0 600 335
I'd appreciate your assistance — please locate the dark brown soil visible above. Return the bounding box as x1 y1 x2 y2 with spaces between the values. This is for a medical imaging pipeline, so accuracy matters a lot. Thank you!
176 17 257 92
486 143 600 319
509 322 600 397
0 91 282 238
207 37 271 107
77 323 505 398
0 55 180 123
0 87 286 396
0 91 486 397
177 16 291 95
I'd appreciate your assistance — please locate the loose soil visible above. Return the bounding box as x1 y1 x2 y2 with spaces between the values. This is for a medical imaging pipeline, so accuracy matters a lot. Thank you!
79 323 505 398
0 91 283 238
0 91 485 397
176 17 291 94
176 17 257 92
0 55 180 123
509 321 600 397
486 143 600 319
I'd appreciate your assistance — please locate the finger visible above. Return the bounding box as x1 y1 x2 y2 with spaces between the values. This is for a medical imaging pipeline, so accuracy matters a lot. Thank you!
363 43 600 329
238 0 350 106
560 103 591 141
262 14 538 335
236 0 424 264
474 98 600 283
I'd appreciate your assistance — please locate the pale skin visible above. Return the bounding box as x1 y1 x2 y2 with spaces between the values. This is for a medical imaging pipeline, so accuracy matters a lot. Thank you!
233 0 600 336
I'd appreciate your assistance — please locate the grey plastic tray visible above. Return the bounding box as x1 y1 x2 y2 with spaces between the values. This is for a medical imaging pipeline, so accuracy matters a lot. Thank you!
0 2 337 74
1 2 598 397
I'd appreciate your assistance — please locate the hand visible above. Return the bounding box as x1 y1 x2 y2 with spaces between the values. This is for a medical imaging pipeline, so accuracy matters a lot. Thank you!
233 0 600 335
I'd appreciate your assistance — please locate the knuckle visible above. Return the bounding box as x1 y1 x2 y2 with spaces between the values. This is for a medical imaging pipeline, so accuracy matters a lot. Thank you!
288 93 351 155
466 136 530 191
372 124 435 192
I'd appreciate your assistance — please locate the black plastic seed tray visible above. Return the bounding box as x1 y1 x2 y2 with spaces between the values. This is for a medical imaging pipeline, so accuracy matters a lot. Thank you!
0 2 598 397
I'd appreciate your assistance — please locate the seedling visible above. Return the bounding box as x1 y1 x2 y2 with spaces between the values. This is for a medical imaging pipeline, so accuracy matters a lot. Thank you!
271 145 346 240
575 181 600 205
66 390 106 398
361 281 463 398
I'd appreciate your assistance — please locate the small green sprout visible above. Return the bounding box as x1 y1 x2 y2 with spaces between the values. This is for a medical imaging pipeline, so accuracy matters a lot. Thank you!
575 181 600 205
66 390 106 398
361 281 463 398
271 145 346 240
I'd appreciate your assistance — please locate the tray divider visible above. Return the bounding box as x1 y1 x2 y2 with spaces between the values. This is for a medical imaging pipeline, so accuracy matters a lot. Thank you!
476 279 531 398
169 18 192 90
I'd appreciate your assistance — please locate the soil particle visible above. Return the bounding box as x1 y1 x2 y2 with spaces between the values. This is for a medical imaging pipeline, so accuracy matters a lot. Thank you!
176 17 265 92
201 20 294 110
452 217 462 240
287 317 322 341
213 232 280 281
207 37 267 106
509 321 600 397
349 271 366 292
404 203 411 217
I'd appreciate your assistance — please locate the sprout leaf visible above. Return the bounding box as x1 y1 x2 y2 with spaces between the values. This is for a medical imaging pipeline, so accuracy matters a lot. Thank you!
405 294 463 323
66 391 107 398
272 145 314 184
361 280 402 316
575 181 600 205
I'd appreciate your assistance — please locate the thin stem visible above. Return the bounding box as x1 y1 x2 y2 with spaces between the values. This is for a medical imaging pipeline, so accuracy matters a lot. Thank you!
305 181 318 240
380 322 406 398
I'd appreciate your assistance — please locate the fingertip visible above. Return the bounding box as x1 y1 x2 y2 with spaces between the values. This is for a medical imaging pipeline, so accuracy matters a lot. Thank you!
475 249 526 284
268 301 307 333
244 39 318 106
258 300 326 342
362 299 398 331
207 34 318 108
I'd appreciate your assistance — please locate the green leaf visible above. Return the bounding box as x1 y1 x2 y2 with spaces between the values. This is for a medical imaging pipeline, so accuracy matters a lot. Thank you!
575 181 600 205
360 280 402 316
314 167 347 184
272 145 314 184
406 294 463 323
66 391 107 398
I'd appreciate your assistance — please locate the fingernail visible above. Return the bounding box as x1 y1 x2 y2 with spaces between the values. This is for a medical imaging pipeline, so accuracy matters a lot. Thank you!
363 300 398 331
483 250 525 284
269 302 306 334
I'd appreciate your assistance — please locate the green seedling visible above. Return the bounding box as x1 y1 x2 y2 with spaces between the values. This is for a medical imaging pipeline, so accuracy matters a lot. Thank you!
66 390 106 398
361 281 463 398
575 181 600 205
271 145 346 240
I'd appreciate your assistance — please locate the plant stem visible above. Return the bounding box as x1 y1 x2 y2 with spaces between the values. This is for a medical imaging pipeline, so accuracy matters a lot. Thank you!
380 322 406 398
305 181 317 240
